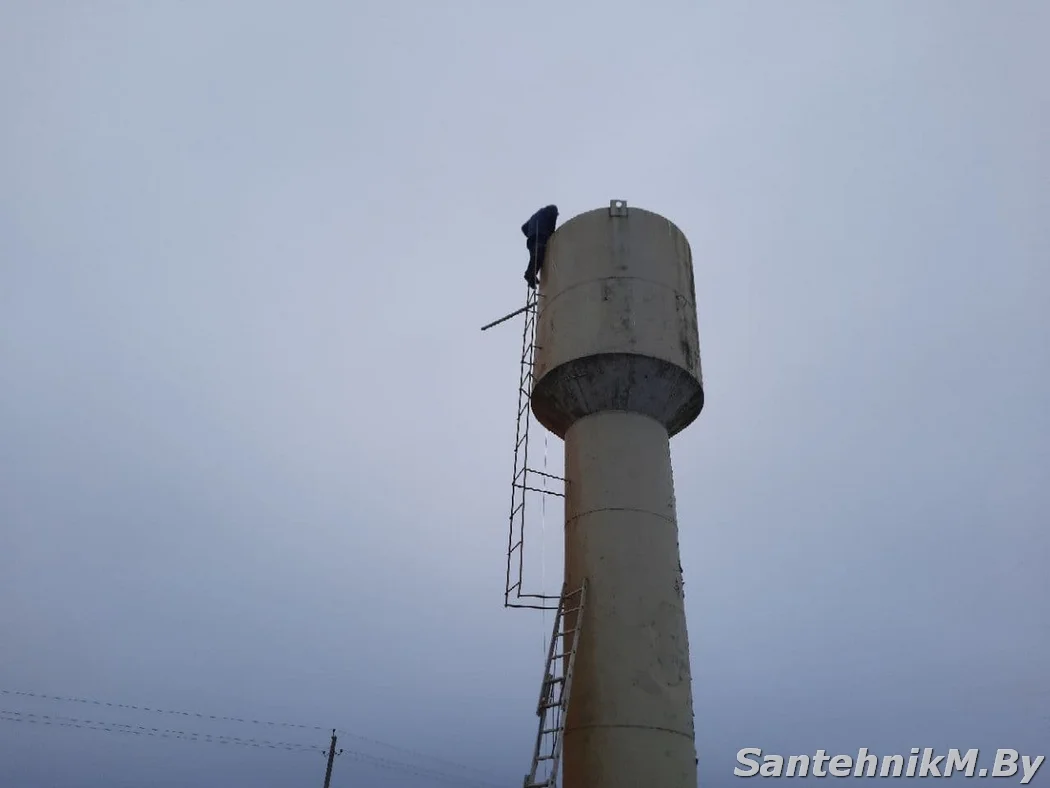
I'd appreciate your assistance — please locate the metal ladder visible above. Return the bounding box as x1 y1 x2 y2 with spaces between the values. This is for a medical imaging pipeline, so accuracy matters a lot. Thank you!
504 286 563 610
523 582 588 788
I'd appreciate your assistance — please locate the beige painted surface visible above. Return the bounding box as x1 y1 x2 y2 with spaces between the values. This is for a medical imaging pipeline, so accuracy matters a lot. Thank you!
533 206 701 384
530 205 705 440
562 411 697 788
527 203 703 786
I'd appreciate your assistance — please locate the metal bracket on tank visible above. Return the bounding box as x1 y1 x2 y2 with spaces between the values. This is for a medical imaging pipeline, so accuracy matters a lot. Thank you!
609 199 628 217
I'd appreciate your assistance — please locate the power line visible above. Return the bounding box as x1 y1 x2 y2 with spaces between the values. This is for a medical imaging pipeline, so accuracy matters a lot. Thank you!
0 689 326 732
0 687 502 783
0 707 508 788
0 710 316 752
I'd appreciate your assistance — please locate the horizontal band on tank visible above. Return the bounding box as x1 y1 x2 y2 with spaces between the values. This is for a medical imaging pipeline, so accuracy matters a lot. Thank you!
565 723 695 739
566 506 676 525
531 353 704 439
540 275 697 312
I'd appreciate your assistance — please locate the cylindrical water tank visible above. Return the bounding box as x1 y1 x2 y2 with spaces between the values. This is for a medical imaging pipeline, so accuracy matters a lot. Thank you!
530 203 704 437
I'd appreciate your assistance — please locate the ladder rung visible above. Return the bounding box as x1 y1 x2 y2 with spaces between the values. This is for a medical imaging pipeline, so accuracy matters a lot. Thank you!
514 484 565 496
525 469 565 482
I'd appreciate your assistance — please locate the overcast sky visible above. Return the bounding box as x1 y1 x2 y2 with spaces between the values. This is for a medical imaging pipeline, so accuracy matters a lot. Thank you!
2 2 1048 786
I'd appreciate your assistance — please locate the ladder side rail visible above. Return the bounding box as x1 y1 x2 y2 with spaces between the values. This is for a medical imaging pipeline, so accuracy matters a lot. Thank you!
536 588 567 716
548 582 588 786
505 290 536 604
505 289 539 605
525 582 588 788
524 587 568 787
516 295 539 600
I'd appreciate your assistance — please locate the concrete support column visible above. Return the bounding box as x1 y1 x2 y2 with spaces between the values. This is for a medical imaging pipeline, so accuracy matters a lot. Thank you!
562 410 697 788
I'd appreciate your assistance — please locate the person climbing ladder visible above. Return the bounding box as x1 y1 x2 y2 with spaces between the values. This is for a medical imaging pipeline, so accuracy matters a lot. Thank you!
522 204 559 289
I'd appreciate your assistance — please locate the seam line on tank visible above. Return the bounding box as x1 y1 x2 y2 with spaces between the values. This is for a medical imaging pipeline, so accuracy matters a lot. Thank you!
564 723 694 739
541 276 695 313
567 409 672 433
566 507 675 525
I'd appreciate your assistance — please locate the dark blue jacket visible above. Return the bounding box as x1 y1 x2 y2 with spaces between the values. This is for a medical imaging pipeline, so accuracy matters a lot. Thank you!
522 205 559 241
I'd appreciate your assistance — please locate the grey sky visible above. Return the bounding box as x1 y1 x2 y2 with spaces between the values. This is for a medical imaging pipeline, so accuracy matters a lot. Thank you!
1 1 1048 786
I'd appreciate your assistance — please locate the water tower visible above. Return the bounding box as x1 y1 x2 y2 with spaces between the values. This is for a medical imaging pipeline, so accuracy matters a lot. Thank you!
525 199 705 788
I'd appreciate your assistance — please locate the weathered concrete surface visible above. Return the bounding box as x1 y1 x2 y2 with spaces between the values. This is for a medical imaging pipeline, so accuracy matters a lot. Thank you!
531 353 703 439
562 412 697 788
531 206 703 438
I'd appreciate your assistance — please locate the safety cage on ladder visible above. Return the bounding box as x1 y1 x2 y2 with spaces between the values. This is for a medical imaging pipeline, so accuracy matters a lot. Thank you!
504 286 565 610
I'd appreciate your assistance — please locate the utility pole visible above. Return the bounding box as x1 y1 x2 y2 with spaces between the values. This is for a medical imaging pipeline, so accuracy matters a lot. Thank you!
322 729 342 788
